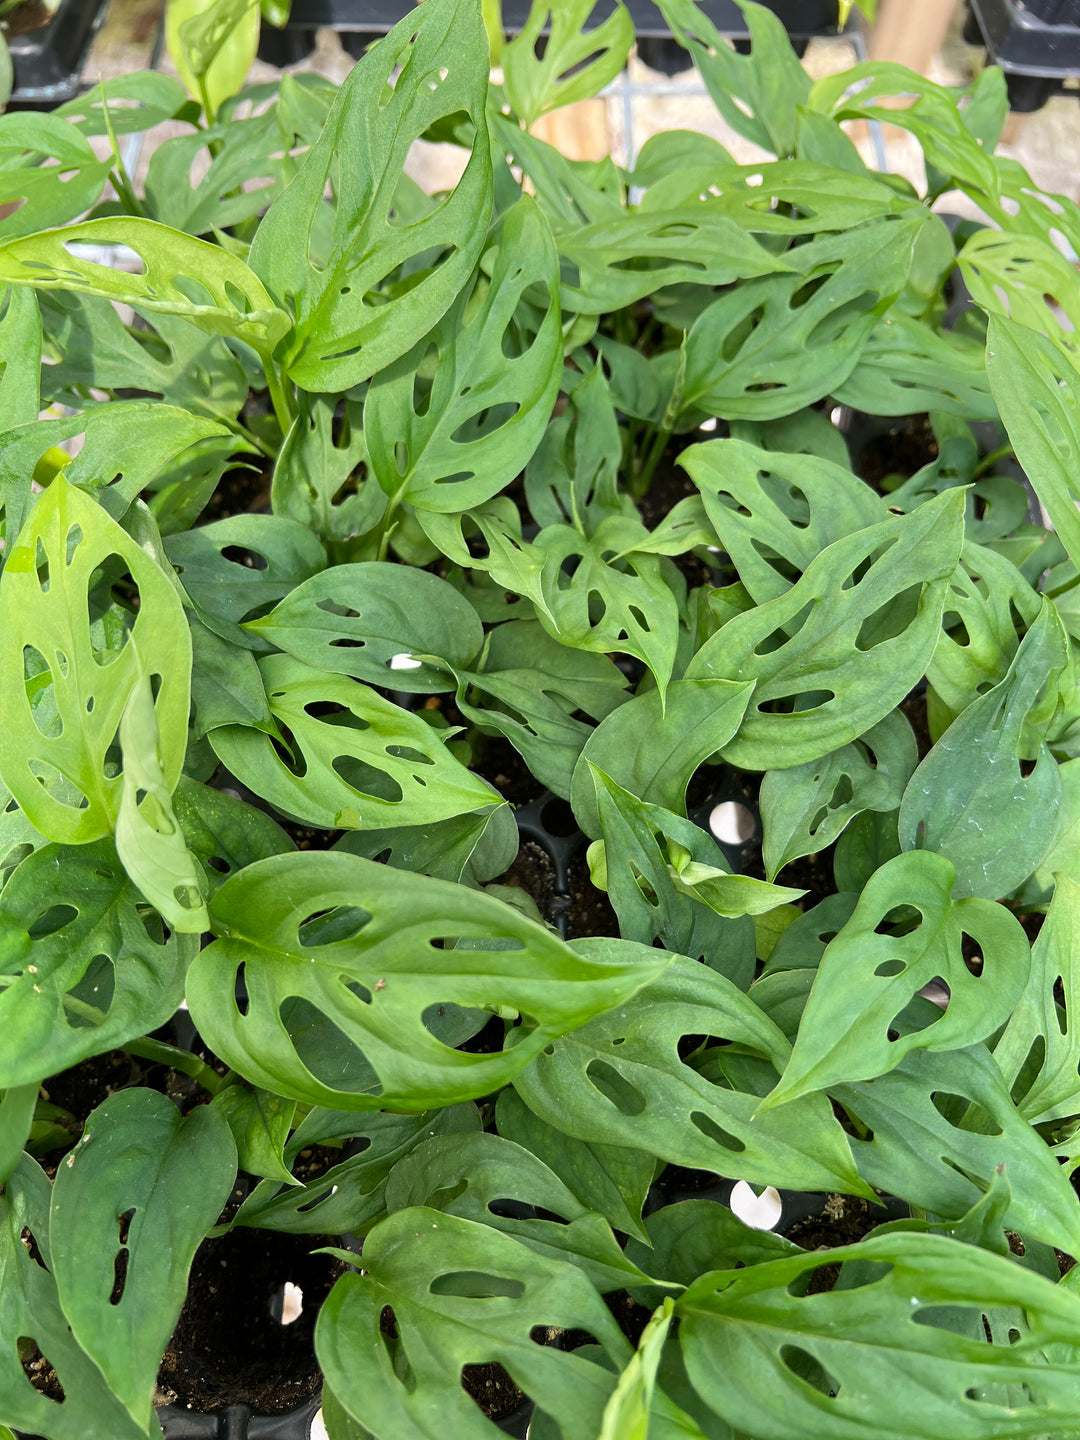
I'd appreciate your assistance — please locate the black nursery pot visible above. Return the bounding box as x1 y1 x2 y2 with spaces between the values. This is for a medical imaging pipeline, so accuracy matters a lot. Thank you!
5 0 107 108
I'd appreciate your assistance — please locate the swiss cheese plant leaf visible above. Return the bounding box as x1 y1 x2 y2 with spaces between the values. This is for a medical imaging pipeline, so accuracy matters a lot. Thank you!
676 1232 1080 1440
0 1083 35 1188
0 1158 152 1440
189 620 275 741
210 1083 297 1186
248 562 483 693
962 229 1080 369
333 805 518 889
49 1089 237 1428
525 362 624 532
759 712 918 880
210 654 498 830
0 114 112 239
686 489 965 771
831 313 996 420
679 220 924 421
598 1299 674 1440
762 851 1030 1108
502 0 633 125
173 775 293 888
0 476 191 844
994 874 1080 1125
0 217 290 359
0 285 40 431
249 0 493 392
683 438 884 605
513 946 869 1197
166 0 260 121
364 198 561 513
0 840 191 1088
570 679 754 840
52 71 191 136
898 600 1068 900
186 850 669 1110
835 1046 1080 1253
316 1210 630 1440
270 394 384 546
986 313 1080 574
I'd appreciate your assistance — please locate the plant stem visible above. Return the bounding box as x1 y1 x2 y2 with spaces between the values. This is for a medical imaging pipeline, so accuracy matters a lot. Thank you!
972 441 1015 478
263 358 296 437
630 420 672 499
122 1036 235 1095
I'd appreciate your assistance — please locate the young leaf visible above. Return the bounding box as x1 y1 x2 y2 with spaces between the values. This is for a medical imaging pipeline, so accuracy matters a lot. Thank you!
0 1083 35 1188
186 850 670 1110
599 1298 674 1440
211 1083 297 1186
53 71 191 137
686 489 965 771
762 851 1030 1109
270 393 382 545
364 198 561 513
525 363 625 532
0 476 191 844
166 0 260 121
49 1089 237 1427
962 229 1080 369
249 0 493 392
210 654 498 831
502 0 633 125
898 600 1068 899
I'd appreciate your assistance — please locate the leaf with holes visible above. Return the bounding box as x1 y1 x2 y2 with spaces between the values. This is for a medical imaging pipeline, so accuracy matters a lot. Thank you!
502 0 633 125
247 562 483 694
513 946 870 1197
249 0 492 392
835 1046 1080 1254
173 776 293 892
209 654 498 831
760 851 1030 1110
759 712 918 880
0 1157 154 1440
270 394 384 546
364 198 561 514
524 362 625 533
683 437 885 605
679 220 925 421
676 1231 1080 1440
52 71 192 136
898 600 1068 900
332 804 517 889
0 839 192 1088
50 1089 236 1427
317 1209 630 1440
166 0 259 121
0 286 39 434
0 113 112 240
686 488 965 771
962 229 1080 371
185 850 669 1110
0 476 191 844
832 312 996 420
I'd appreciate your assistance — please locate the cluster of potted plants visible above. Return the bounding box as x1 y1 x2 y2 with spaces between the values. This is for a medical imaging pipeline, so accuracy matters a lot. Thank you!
4 0 1080 1435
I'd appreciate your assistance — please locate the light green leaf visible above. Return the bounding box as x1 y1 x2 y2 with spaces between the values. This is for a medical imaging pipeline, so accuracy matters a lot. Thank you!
962 228 1080 372
503 0 633 125
600 1298 674 1440
0 285 40 432
167 0 260 121
53 71 191 136
832 312 996 419
0 1082 35 1187
211 1083 297 1185
0 113 112 239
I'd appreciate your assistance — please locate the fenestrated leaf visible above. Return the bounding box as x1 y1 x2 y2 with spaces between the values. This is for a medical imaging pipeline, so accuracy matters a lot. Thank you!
270 393 384 546
0 113 112 239
502 0 633 125
53 71 191 136
676 1231 1080 1440
836 1046 1080 1253
0 1158 152 1440
0 285 39 432
210 654 499 831
50 1089 237 1427
249 0 493 392
364 197 561 513
525 362 625 532
993 874 1080 1125
0 476 191 844
962 228 1080 371
333 804 517 888
759 712 917 880
186 850 670 1110
762 851 1030 1109
683 438 884 605
834 312 996 419
167 0 259 121
317 1210 630 1440
514 946 870 1197
247 562 482 694
211 1083 296 1185
898 600 1068 899
384 1132 662 1293
570 679 754 840
0 840 192 1088
686 488 965 771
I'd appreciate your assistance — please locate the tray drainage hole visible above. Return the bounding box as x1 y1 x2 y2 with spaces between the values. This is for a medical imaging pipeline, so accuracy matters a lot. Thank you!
279 1281 304 1324
708 801 755 845
729 1181 782 1231
540 797 578 836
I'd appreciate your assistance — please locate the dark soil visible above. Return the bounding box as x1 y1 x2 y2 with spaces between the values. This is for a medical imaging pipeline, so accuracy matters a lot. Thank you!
564 850 620 941
901 689 933 762
20 1338 66 1402
496 840 557 918
784 1193 884 1294
477 734 546 806
461 1362 527 1421
156 1228 343 1414
199 462 271 526
851 414 938 489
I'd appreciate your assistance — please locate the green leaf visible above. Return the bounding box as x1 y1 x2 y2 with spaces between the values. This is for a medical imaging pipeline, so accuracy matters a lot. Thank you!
210 654 498 831
898 600 1068 899
514 947 869 1197
962 229 1080 371
50 1088 236 1427
525 362 627 531
53 71 191 136
0 1158 152 1440
364 197 561 513
186 850 669 1109
832 312 996 419
676 1231 1080 1440
600 1298 674 1440
762 851 1030 1108
0 285 40 431
167 0 260 121
626 1198 800 1294
836 1046 1080 1254
0 476 191 844
270 393 384 545
211 1083 296 1185
502 0 633 125
249 0 493 392
570 679 754 840
0 113 112 239
759 713 918 880
333 804 517 888
0 1082 35 1187
189 619 274 740
174 775 293 885
0 840 192 1087
247 562 482 693
686 489 966 770
317 1209 630 1440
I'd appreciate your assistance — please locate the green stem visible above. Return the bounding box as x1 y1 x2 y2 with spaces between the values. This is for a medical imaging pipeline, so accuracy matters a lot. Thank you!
263 357 296 438
122 1036 235 1095
972 441 1015 478
630 420 672 499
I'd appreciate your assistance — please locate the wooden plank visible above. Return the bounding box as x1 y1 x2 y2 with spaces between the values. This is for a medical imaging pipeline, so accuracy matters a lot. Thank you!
531 98 612 162
868 0 961 74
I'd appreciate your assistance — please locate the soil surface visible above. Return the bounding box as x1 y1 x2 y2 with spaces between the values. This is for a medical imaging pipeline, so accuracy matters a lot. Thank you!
784 1193 885 1294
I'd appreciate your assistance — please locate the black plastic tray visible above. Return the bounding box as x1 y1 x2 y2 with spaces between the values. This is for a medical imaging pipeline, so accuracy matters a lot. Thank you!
969 0 1080 73
6 0 107 108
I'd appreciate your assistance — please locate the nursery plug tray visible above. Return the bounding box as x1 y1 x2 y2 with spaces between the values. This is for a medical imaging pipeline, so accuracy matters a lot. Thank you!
5 0 107 107
968 0 1080 73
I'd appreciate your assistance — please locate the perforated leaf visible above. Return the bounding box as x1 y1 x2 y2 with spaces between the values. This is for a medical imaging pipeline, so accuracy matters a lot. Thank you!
962 228 1080 371
502 0 633 125
270 394 383 545
833 312 996 420
167 0 260 120
53 71 191 136
0 113 111 239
